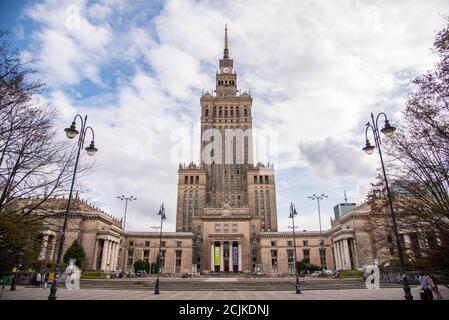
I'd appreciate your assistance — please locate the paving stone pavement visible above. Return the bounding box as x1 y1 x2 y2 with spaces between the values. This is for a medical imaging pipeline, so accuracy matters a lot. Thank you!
1 286 448 300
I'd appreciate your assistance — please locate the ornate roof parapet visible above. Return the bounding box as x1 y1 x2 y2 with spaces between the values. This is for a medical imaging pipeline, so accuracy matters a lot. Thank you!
178 162 205 171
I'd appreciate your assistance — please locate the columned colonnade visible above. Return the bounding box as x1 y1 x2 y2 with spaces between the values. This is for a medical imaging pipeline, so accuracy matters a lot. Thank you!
210 240 242 272
93 238 120 271
333 238 355 270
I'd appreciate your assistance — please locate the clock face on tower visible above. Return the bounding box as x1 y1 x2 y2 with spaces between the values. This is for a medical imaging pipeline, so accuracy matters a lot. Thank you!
223 67 230 73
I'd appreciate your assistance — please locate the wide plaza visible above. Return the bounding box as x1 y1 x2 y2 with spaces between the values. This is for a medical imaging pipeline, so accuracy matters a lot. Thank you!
2 285 448 300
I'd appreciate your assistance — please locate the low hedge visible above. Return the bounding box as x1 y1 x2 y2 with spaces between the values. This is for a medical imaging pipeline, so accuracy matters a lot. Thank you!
81 271 108 279
339 270 363 278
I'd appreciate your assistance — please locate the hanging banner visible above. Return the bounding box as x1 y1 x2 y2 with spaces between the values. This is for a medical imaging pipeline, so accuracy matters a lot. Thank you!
232 246 239 266
214 245 221 266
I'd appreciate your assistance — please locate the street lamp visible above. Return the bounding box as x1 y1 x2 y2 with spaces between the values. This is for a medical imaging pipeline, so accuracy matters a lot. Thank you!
289 202 301 294
117 195 136 232
363 112 413 300
154 203 166 295
308 193 327 270
48 114 97 301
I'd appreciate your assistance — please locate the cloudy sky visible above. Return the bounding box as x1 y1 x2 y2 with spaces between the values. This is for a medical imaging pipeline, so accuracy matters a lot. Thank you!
1 0 448 232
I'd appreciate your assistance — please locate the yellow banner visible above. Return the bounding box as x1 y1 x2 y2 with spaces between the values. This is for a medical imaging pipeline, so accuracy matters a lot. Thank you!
214 246 220 266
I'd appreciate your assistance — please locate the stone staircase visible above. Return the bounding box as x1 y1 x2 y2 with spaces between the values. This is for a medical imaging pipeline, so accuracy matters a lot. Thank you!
80 278 402 291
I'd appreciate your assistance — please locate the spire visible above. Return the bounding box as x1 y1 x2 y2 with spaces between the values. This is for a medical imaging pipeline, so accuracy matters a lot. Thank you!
224 24 229 58
344 190 348 203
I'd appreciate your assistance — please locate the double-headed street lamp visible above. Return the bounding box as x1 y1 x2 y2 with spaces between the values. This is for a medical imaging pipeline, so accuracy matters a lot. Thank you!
363 112 413 300
288 202 301 294
117 195 136 232
154 203 166 295
48 115 97 301
308 193 327 270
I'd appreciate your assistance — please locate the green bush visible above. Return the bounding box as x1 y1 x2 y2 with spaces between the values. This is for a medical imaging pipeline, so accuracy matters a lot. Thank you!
133 260 150 273
296 260 321 273
63 240 86 270
81 271 108 279
339 270 363 278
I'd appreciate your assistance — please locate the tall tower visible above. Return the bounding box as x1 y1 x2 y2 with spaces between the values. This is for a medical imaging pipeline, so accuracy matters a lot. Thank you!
176 27 278 273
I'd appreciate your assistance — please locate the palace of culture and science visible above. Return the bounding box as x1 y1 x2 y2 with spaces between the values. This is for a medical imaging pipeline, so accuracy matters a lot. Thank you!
32 27 424 275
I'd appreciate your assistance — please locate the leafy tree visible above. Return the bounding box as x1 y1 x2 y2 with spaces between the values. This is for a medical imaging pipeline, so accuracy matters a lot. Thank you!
63 240 86 270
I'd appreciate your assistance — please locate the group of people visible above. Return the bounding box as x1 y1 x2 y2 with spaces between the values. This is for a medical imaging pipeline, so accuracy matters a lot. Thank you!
419 273 443 300
29 271 50 289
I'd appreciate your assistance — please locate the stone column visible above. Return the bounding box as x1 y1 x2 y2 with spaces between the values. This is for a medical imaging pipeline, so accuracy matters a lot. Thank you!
403 234 412 255
110 242 116 271
39 234 49 260
210 243 214 271
238 242 242 272
100 239 109 271
342 239 351 270
337 241 344 270
333 243 341 270
48 236 56 261
113 242 119 271
92 239 99 271
229 242 233 272
220 242 224 272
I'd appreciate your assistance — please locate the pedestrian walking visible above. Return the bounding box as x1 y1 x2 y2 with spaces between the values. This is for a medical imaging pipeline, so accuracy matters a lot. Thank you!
428 275 443 300
43 272 49 290
35 272 41 288
419 273 433 300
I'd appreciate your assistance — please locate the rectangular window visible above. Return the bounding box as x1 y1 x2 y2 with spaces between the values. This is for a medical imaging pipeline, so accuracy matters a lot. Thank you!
287 249 295 273
271 250 278 273
160 241 166 247
129 241 134 247
215 224 221 232
254 176 258 184
303 249 310 264
176 241 182 247
145 241 150 247
320 248 326 267
175 250 182 272
127 250 134 266
265 175 269 184
303 240 308 247
232 224 237 232
159 250 166 271
196 176 199 184
287 240 293 247
271 240 277 247
224 224 229 232
143 250 149 262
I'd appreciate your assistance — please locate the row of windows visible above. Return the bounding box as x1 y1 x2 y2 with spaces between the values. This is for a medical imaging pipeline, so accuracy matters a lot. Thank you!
204 106 249 118
128 240 183 247
183 175 200 185
270 248 326 266
253 175 270 184
269 240 324 247
215 223 238 232
217 80 235 86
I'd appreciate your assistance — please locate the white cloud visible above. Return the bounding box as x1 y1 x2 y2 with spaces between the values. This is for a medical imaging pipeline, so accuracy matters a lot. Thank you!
20 0 449 231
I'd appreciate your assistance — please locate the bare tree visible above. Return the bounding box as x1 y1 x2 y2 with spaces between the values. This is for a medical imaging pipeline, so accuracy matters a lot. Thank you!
366 19 449 285
0 31 88 271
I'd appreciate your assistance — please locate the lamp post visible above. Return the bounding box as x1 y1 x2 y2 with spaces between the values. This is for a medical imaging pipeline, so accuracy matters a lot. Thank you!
308 193 327 270
117 195 136 232
151 226 160 274
154 204 166 295
362 112 413 300
48 115 97 301
289 202 301 294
